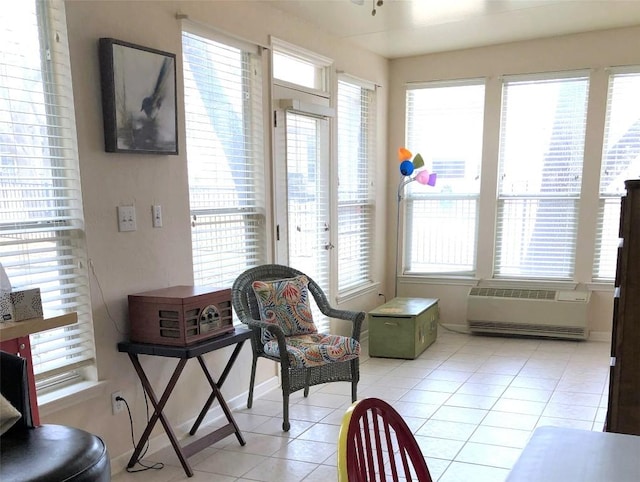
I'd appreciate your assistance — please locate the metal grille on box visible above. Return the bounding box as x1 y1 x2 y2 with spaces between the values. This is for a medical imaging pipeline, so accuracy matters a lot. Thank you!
128 286 233 346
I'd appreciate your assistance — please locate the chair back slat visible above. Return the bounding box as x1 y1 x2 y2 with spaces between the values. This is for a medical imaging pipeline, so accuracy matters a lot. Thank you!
399 446 413 481
363 410 386 482
354 422 369 481
381 416 397 481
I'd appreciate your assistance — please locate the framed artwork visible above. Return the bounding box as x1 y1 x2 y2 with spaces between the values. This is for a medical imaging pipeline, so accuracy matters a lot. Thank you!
99 38 178 154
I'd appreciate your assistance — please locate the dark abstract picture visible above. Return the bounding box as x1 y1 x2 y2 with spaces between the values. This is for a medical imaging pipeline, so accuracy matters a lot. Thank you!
99 38 178 154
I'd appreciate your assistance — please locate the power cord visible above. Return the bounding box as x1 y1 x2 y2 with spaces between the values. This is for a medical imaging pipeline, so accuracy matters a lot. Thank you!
88 258 127 335
438 320 469 335
117 394 164 474
435 305 469 334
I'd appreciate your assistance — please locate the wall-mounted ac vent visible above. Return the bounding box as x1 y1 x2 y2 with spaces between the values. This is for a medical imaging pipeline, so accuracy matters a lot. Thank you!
467 288 590 340
469 287 556 300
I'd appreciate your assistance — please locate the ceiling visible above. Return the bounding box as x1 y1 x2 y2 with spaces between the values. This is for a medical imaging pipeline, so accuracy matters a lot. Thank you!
268 0 640 59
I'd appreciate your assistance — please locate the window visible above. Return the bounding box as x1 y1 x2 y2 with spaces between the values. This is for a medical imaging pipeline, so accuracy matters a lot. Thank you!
182 29 266 287
594 69 640 280
404 81 485 275
0 0 95 387
273 52 319 90
496 72 589 279
272 38 330 92
337 77 376 292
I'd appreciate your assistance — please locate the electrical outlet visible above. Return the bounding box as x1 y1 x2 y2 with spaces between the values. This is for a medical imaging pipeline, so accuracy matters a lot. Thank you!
111 391 124 415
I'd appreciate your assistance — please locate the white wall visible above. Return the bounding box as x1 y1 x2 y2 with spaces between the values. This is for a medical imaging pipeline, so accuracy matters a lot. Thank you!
387 26 640 335
47 0 388 470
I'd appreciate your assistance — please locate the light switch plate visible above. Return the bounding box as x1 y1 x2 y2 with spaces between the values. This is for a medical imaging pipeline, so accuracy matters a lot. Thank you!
152 205 162 228
117 205 136 232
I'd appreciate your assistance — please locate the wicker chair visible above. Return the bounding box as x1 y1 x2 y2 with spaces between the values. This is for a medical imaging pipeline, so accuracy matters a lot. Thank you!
232 264 365 431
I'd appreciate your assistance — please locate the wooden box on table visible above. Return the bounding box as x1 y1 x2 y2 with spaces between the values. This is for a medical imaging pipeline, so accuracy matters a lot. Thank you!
128 286 233 346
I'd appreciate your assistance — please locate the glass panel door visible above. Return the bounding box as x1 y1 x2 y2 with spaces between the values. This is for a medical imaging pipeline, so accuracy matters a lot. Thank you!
275 109 331 329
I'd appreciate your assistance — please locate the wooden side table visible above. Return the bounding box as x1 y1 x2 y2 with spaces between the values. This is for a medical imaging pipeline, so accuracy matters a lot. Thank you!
0 312 78 425
117 327 252 477
368 298 438 359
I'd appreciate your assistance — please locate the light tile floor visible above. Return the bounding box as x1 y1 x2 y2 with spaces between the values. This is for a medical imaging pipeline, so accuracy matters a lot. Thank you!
112 331 611 482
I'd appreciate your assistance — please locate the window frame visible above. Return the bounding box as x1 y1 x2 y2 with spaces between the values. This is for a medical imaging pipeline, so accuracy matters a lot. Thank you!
181 25 268 290
271 37 332 96
494 71 590 281
0 0 95 390
403 79 486 277
336 75 377 294
593 67 640 281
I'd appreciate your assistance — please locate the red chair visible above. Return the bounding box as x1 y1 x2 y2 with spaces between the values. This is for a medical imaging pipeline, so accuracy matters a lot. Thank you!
338 397 433 482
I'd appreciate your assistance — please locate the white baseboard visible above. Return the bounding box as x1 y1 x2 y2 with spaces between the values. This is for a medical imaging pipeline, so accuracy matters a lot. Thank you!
109 376 280 476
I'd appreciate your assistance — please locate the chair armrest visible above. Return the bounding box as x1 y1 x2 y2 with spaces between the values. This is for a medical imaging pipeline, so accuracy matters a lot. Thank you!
237 316 292 368
320 307 365 341
306 277 365 341
239 317 285 338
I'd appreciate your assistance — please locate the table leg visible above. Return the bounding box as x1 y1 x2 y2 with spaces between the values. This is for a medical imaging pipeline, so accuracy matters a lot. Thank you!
217 339 246 387
189 341 246 446
126 354 193 477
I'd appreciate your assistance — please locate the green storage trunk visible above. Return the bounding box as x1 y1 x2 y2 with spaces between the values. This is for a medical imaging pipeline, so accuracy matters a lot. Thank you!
368 297 438 359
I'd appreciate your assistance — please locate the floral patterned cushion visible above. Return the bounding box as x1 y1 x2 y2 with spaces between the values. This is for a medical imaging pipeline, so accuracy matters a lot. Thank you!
264 333 360 368
252 275 317 344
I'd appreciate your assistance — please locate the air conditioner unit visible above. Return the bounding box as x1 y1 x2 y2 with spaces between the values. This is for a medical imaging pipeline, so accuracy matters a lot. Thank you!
466 287 590 340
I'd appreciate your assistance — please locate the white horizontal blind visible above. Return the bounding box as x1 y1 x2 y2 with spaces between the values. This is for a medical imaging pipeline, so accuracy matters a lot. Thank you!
337 78 375 291
0 0 94 385
404 81 484 274
496 73 589 279
182 30 266 288
593 69 640 280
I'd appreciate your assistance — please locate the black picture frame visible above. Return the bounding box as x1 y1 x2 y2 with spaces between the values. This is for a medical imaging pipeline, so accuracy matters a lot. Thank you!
99 38 178 154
